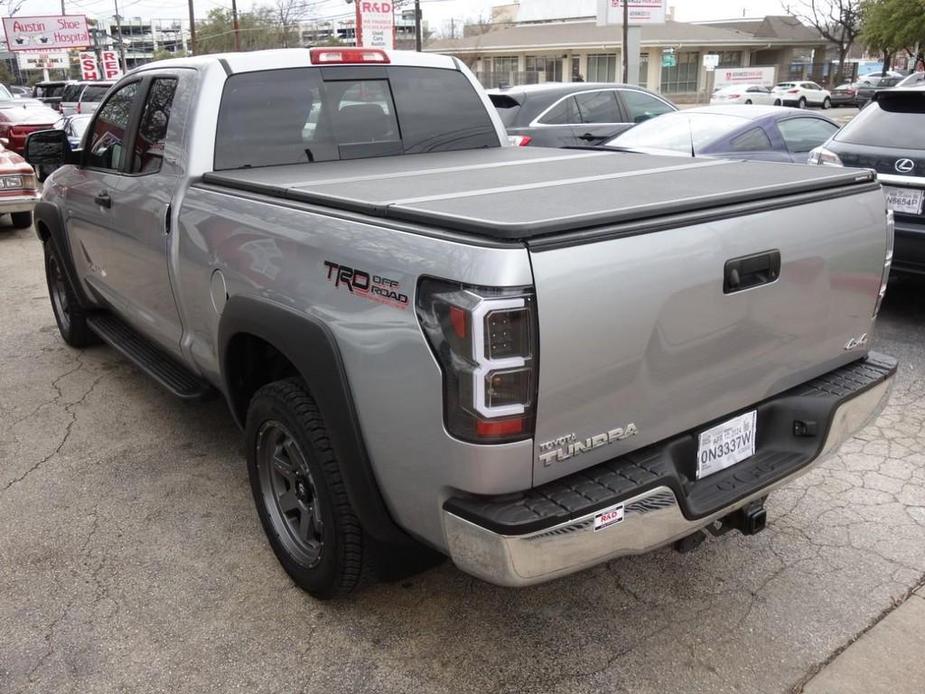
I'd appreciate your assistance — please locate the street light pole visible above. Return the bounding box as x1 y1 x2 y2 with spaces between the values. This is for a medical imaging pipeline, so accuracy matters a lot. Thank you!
231 0 241 51
414 0 422 52
113 0 127 72
187 0 197 55
622 0 629 82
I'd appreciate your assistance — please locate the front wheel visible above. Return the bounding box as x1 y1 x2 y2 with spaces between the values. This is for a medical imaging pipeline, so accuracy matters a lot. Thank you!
774 98 782 106
44 240 98 348
246 378 375 599
798 97 807 109
10 211 32 229
822 97 832 109
745 99 752 105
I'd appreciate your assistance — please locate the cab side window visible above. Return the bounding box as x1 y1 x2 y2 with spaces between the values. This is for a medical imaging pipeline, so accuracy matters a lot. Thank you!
86 82 139 171
538 96 580 125
620 90 674 123
132 78 178 174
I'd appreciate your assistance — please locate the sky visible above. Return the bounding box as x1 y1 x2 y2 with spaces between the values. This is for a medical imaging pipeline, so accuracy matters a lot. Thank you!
3 0 791 32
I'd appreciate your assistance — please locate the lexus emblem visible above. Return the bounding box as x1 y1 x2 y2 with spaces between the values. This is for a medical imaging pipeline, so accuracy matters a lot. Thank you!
895 158 915 173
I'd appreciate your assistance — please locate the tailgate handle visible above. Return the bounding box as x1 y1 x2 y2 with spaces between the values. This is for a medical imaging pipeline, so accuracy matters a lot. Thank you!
724 250 780 294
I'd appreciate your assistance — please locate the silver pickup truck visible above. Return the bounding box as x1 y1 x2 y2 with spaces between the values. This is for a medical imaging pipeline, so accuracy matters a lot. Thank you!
26 48 897 599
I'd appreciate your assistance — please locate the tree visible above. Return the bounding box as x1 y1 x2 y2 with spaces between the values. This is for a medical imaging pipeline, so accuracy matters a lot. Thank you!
273 0 307 49
785 0 863 83
862 0 925 72
196 7 290 54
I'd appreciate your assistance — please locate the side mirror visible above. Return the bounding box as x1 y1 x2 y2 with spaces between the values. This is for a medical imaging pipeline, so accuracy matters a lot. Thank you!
25 129 77 180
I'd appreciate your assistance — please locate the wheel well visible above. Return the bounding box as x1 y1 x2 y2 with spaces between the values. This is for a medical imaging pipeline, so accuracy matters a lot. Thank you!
225 333 300 424
35 221 51 243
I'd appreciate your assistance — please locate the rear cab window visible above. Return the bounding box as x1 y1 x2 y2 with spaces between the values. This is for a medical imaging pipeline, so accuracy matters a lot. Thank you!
81 85 111 103
214 66 500 170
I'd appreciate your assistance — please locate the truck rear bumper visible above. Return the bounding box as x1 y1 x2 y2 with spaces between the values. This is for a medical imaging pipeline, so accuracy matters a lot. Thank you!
443 354 896 587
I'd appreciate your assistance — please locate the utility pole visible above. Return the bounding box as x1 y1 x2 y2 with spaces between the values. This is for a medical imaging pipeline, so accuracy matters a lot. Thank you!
231 0 241 51
187 0 197 55
414 0 422 52
621 0 629 82
113 0 127 72
61 0 66 15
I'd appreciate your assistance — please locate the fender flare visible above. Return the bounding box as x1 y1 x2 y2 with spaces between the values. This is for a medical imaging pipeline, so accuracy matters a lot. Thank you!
218 295 414 547
33 200 96 309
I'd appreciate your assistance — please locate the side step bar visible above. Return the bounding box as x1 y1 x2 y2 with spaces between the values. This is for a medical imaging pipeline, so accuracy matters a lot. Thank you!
87 313 213 401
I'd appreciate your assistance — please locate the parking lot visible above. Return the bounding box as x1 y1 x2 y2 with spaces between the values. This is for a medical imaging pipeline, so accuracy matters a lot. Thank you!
1 215 924 693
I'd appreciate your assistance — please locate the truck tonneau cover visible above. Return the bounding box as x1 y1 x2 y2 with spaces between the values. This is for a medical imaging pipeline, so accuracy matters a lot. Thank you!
202 147 876 240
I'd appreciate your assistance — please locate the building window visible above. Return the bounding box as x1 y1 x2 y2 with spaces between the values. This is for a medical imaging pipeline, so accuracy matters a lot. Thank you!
525 55 562 83
716 51 743 68
661 51 700 93
493 56 519 74
587 53 617 82
638 52 649 86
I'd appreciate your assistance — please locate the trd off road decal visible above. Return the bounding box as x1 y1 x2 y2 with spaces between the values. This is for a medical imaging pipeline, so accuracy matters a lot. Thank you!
323 260 409 309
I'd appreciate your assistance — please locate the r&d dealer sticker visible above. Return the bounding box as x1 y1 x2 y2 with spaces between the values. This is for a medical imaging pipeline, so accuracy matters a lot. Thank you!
593 504 625 532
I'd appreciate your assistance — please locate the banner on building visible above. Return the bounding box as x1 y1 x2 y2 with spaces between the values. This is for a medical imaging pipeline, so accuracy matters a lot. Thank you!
596 0 666 25
100 50 122 80
713 66 777 88
79 52 100 80
16 51 69 70
355 1 395 50
3 15 90 51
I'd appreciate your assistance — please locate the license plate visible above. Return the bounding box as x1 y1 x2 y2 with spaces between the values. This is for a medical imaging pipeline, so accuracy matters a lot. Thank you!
884 186 924 215
696 411 757 479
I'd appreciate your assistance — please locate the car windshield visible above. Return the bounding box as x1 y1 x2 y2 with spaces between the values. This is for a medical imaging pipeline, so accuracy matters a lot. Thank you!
488 93 522 128
607 112 747 153
834 92 925 149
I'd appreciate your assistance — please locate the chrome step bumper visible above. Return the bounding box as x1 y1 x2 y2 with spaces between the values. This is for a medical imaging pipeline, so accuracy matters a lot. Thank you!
443 357 895 587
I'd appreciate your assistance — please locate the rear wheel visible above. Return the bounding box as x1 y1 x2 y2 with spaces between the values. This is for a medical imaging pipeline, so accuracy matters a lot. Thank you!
822 97 832 109
246 378 375 599
10 211 32 229
44 240 98 348
745 99 753 105
798 97 807 109
773 98 782 106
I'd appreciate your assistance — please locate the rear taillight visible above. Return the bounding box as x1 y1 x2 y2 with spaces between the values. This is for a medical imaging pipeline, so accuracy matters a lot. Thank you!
873 210 894 318
728 93 741 99
508 135 532 146
416 278 538 444
309 47 390 64
788 88 799 94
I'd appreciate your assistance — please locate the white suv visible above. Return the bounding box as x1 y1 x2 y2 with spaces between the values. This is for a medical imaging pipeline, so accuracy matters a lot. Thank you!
772 81 832 109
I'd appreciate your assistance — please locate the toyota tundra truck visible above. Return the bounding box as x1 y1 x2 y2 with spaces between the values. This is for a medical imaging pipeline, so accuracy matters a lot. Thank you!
26 48 897 599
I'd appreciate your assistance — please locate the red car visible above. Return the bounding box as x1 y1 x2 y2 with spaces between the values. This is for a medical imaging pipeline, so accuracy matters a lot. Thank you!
0 143 39 229
0 97 60 154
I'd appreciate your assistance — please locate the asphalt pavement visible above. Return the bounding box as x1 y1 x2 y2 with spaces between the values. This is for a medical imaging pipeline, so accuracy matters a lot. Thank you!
1 221 924 694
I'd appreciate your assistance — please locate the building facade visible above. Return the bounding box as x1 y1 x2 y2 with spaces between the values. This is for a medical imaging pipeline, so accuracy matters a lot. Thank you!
427 4 831 97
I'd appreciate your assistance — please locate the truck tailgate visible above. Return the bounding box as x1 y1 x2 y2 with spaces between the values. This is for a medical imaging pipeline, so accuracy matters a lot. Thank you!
528 187 888 485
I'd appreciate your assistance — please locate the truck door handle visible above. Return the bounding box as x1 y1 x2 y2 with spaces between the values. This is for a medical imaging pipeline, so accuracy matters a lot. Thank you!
94 191 111 208
724 250 781 294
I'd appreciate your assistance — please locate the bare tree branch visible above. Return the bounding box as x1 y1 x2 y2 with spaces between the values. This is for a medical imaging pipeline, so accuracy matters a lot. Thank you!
784 0 863 83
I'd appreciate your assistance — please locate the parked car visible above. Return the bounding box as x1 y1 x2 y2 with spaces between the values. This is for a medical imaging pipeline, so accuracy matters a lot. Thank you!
32 80 71 110
830 82 858 106
605 105 840 163
59 81 115 116
855 75 902 107
896 71 925 88
0 142 39 229
710 84 780 106
53 113 93 149
487 82 677 147
772 81 832 109
809 87 925 275
26 48 896 598
0 96 61 154
7 85 30 98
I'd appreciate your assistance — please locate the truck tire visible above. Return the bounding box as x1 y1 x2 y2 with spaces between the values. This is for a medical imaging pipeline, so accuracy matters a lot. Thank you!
10 211 32 229
246 378 374 599
44 240 99 348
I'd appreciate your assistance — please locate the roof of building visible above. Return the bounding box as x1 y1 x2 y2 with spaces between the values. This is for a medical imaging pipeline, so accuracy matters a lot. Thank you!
427 17 823 54
698 16 823 42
